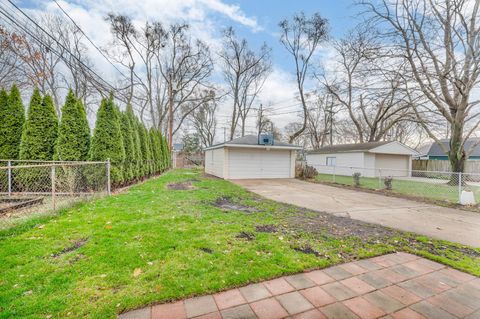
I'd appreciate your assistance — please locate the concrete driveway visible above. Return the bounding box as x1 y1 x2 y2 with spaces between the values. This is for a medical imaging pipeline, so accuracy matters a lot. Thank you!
232 179 480 248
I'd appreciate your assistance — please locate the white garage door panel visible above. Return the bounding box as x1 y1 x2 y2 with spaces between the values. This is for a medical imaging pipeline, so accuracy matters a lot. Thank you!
375 154 409 177
228 149 291 179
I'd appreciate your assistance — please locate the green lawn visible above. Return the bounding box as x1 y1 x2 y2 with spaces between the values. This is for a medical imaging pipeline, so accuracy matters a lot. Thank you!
315 173 480 204
0 169 479 318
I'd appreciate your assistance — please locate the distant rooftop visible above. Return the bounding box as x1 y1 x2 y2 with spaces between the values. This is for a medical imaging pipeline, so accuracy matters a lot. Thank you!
307 141 391 154
424 138 480 157
205 135 301 150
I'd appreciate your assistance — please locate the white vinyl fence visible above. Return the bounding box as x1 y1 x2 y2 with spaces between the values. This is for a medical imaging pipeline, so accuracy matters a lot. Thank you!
306 162 480 205
0 160 110 229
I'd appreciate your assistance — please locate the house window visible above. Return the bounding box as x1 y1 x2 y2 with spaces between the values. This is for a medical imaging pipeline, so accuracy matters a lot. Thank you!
326 157 336 166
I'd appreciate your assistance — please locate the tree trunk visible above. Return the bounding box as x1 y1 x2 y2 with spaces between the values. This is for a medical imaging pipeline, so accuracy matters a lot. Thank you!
448 122 466 185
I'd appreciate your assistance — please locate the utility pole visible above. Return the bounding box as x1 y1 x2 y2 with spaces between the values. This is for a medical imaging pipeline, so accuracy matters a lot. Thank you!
168 72 174 150
257 104 263 143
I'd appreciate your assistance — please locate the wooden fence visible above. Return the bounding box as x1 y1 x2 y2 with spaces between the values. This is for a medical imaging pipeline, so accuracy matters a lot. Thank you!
412 159 480 173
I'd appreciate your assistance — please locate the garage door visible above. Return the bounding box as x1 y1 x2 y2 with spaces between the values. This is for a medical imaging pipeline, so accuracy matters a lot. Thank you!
228 148 292 179
375 154 409 177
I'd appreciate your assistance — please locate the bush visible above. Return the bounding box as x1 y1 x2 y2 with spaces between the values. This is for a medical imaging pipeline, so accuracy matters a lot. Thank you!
126 105 142 179
120 111 135 181
19 90 58 160
353 172 361 187
384 176 393 190
0 85 25 160
54 90 90 161
89 96 125 185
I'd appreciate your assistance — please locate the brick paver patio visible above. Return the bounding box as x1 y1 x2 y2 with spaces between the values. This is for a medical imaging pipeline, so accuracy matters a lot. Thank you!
119 253 480 319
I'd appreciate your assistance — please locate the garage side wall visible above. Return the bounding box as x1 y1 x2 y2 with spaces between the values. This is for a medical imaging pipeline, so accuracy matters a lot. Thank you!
204 148 224 178
306 152 370 176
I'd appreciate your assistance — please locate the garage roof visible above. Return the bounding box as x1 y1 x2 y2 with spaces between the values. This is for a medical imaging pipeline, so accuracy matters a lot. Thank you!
204 135 302 151
307 141 418 155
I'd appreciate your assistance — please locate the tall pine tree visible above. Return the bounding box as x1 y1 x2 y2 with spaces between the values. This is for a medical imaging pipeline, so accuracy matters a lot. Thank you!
89 96 125 184
54 90 90 161
19 90 58 160
0 85 25 159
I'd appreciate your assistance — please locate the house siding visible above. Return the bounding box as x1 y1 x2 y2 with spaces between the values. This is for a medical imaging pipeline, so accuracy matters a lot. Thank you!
204 148 224 178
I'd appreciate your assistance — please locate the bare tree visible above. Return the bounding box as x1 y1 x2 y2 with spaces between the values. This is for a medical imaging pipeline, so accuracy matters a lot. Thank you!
219 27 271 139
105 15 215 137
305 91 339 148
190 98 217 147
279 12 328 143
362 0 480 173
321 25 416 143
0 26 24 89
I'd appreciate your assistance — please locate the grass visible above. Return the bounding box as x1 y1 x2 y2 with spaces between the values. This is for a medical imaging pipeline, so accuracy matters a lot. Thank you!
0 169 478 318
315 173 480 204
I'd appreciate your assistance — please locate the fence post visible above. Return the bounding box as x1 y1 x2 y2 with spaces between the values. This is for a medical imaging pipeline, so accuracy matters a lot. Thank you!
378 169 382 189
332 165 336 183
106 159 111 195
458 172 462 204
7 160 11 197
51 165 56 210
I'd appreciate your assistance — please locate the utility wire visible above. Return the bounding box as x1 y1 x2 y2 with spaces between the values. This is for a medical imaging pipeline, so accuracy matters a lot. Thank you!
51 0 130 81
0 2 150 120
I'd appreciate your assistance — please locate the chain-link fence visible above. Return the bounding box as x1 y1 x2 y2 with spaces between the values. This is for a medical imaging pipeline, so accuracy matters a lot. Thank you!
306 163 480 205
0 160 109 229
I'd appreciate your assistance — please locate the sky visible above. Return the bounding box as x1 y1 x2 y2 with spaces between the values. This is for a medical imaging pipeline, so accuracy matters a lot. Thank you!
18 0 362 141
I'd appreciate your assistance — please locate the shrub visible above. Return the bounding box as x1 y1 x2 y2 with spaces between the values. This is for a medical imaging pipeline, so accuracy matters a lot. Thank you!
89 96 125 184
19 90 58 160
54 90 90 161
136 120 150 177
353 172 361 187
120 111 135 182
384 176 393 190
126 105 142 179
0 85 25 160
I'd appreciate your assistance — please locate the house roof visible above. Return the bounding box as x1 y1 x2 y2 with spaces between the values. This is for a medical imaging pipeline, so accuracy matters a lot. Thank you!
204 135 302 151
307 141 418 156
307 141 391 154
426 138 480 157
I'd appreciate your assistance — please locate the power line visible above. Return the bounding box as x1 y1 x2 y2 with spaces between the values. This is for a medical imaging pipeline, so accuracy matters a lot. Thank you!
51 0 130 81
0 1 150 120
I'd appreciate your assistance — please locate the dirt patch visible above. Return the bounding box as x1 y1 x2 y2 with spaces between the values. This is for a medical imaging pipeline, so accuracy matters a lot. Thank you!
255 225 277 233
292 245 323 257
52 238 88 258
288 209 399 240
166 181 197 190
213 197 257 213
286 208 480 259
236 231 255 241
199 247 213 254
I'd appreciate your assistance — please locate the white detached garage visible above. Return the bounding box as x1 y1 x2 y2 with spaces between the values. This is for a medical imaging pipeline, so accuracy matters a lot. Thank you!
204 135 301 179
306 141 419 177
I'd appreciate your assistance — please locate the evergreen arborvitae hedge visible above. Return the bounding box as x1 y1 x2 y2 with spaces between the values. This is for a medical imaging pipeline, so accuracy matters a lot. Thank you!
137 120 150 177
162 135 170 169
0 85 25 160
126 105 142 179
19 90 58 160
120 111 135 181
54 90 90 161
149 128 159 173
89 96 125 184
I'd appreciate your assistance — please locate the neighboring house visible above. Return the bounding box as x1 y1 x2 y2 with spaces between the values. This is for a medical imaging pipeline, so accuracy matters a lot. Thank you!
204 135 301 179
306 141 418 177
418 138 480 160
